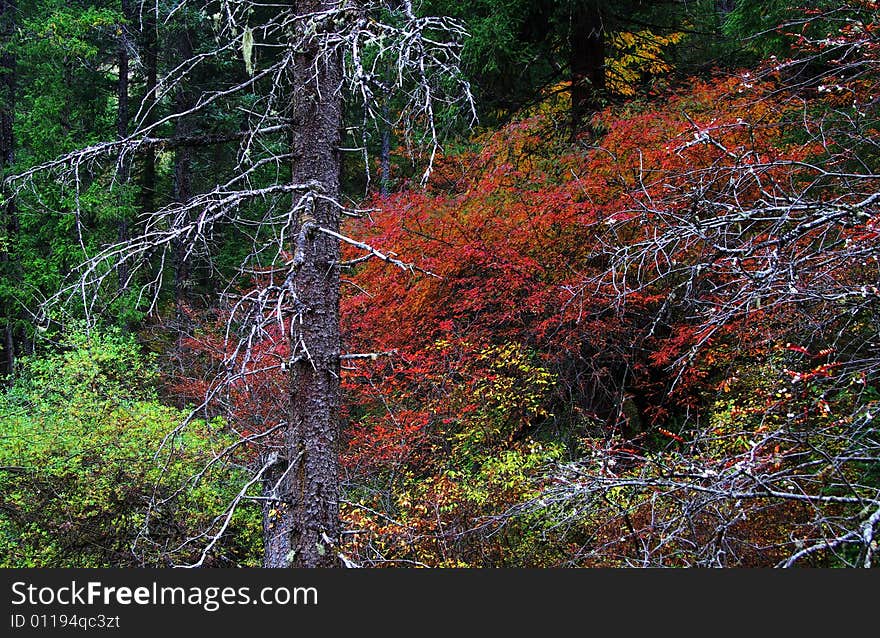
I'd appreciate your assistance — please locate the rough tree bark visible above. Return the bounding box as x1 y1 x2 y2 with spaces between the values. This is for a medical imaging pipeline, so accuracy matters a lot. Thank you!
263 0 343 568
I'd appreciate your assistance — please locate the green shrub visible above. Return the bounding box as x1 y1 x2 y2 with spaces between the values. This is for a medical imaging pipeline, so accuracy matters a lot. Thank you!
0 327 261 567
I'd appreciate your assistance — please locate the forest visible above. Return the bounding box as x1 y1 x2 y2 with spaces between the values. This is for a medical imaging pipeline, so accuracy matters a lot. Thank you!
0 0 878 568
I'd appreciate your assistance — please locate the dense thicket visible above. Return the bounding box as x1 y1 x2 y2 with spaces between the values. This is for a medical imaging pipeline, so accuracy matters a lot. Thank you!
1 1 877 567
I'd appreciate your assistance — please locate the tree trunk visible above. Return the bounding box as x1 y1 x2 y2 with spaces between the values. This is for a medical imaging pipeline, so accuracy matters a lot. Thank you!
570 1 605 132
263 0 343 568
0 0 18 378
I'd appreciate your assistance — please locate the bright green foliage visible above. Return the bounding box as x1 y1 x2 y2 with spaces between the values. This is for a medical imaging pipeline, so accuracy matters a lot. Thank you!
0 328 261 567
